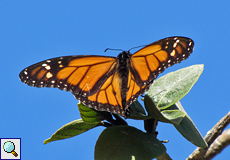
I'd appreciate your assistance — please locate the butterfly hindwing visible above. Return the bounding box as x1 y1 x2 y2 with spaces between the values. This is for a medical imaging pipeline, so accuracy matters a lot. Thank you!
74 71 125 116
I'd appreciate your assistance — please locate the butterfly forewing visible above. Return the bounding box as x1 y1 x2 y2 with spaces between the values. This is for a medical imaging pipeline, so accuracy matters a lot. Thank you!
130 37 194 86
19 55 117 96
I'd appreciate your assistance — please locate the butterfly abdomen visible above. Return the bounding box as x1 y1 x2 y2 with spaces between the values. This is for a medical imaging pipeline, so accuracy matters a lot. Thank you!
117 51 132 110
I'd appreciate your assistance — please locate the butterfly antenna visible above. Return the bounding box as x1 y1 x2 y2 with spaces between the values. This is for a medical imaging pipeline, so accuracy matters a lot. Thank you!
104 48 124 52
128 44 147 52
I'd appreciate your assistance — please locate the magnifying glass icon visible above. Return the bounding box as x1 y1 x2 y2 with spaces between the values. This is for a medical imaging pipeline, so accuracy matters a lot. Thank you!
3 141 18 157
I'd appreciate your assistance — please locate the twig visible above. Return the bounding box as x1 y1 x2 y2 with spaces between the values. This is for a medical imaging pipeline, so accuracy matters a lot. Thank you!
187 112 230 160
204 128 230 160
144 118 158 136
156 152 173 160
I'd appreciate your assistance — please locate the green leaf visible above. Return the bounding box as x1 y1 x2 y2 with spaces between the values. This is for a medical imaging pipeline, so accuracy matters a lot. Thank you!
129 101 151 120
172 102 208 147
129 101 146 116
144 95 185 125
44 119 101 144
95 125 166 160
161 110 185 125
78 102 107 122
146 64 204 110
144 94 171 123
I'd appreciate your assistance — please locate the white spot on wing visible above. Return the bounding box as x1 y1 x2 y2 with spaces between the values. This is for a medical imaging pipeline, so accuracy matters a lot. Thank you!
173 42 178 48
46 72 53 78
170 50 176 57
45 65 51 70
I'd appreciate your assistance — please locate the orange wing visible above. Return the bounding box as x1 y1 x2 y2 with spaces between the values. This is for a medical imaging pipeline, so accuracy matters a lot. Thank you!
20 56 117 96
125 37 194 108
73 70 125 116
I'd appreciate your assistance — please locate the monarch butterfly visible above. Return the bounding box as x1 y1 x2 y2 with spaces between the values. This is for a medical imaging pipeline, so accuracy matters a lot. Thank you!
19 36 194 117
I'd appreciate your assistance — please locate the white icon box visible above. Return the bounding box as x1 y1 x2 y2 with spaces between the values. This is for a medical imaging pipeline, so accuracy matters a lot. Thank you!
1 139 21 160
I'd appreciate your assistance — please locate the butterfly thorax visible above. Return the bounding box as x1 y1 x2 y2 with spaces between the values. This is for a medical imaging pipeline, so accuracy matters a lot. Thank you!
116 51 132 109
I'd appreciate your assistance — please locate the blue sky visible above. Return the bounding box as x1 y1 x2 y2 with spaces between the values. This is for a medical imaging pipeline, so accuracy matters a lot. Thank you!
1 1 230 159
